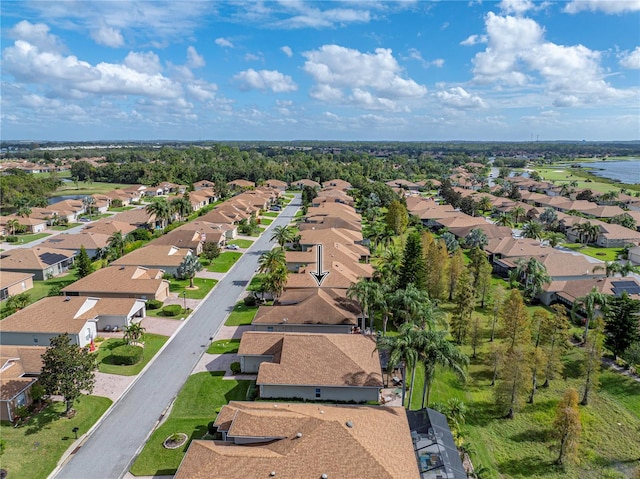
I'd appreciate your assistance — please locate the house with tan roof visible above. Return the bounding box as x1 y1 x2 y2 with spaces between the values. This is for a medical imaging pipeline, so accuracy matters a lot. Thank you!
306 202 362 223
83 219 138 236
111 245 193 275
0 247 75 280
286 261 363 290
110 208 156 229
312 189 355 207
62 265 170 301
252 288 362 334
175 401 420 479
238 332 383 402
39 232 111 258
322 179 352 190
0 214 48 234
448 223 512 242
227 179 255 190
434 214 488 230
292 178 321 189
0 272 34 301
494 251 606 283
541 276 640 307
0 296 146 347
0 345 46 422
264 179 288 191
299 215 361 232
285 244 373 278
485 237 547 263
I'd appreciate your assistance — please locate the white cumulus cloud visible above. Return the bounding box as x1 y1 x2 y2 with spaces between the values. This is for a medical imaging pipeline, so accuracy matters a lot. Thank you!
460 34 488 46
124 51 162 74
9 21 64 53
215 37 234 48
620 47 640 69
91 26 124 48
281 46 293 57
564 0 640 14
233 69 298 93
435 87 488 109
499 0 537 15
186 46 205 68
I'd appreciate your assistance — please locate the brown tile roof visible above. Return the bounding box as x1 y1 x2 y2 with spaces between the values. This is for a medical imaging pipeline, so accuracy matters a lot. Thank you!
0 377 35 401
253 288 361 326
83 219 138 236
0 272 34 289
227 179 255 188
501 252 605 278
110 208 155 226
61 265 168 296
298 227 363 247
0 247 75 271
240 332 383 388
436 215 488 229
175 402 419 479
286 261 361 289
265 179 288 188
299 216 361 232
111 245 192 268
0 345 46 375
546 277 640 302
486 237 547 257
293 179 321 188
39 232 111 251
306 203 361 222
448 223 513 241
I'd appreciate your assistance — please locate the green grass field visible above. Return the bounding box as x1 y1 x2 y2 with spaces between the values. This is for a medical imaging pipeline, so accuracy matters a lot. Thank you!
29 270 80 303
259 218 273 225
226 238 254 248
50 181 131 197
527 166 638 194
51 223 81 230
129 372 251 476
7 232 50 244
108 206 135 212
261 211 279 217
0 396 112 479
224 302 259 326
207 338 241 354
169 278 217 299
206 252 241 273
561 244 623 262
95 333 169 375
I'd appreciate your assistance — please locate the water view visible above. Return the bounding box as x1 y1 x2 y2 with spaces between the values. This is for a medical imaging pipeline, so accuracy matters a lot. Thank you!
578 158 640 185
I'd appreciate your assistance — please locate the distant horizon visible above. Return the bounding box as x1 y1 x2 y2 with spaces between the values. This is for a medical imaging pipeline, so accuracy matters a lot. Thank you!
2 1 639 141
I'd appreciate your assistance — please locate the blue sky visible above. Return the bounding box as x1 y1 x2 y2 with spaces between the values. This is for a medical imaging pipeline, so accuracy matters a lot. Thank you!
1 0 639 141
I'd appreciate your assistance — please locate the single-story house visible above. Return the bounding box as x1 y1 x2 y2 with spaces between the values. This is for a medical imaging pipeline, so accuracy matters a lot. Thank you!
264 179 288 191
629 245 640 265
285 261 361 290
252 288 362 334
227 179 255 190
193 180 215 190
0 215 48 234
292 179 321 189
39 232 111 258
62 265 170 301
0 345 46 422
494 251 606 282
111 245 193 275
0 272 34 301
0 296 146 347
540 276 640 307
0 247 76 280
238 332 383 403
83 219 138 236
175 401 420 479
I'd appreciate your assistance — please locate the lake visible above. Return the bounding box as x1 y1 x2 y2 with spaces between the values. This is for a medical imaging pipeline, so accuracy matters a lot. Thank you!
578 159 640 185
48 194 86 205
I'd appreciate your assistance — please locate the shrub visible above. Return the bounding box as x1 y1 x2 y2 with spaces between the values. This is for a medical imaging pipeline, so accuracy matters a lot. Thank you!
230 362 241 374
48 284 63 297
146 299 163 310
109 344 143 365
243 295 257 307
161 304 182 317
128 228 152 241
5 235 18 243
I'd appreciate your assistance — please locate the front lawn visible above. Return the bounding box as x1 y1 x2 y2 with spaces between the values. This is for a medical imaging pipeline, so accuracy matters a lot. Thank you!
205 252 241 273
129 371 251 476
259 218 273 225
0 395 112 479
207 339 241 354
224 302 259 326
78 213 112 222
226 239 254 248
261 212 279 218
169 278 217 299
561 243 623 262
108 206 135 212
51 223 81 230
8 232 50 244
95 333 169 375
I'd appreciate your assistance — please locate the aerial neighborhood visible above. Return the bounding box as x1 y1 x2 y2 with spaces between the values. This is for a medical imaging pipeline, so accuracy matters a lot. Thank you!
1 143 639 479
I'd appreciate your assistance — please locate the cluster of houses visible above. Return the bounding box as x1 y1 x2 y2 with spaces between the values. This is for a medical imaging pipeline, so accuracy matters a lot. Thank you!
404 171 640 310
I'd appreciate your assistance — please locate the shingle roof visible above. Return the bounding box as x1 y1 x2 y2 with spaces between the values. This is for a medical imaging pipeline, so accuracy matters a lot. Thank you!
0 272 34 290
175 402 419 479
61 265 167 296
239 332 383 388
111 245 192 268
0 247 75 271
39 232 111 251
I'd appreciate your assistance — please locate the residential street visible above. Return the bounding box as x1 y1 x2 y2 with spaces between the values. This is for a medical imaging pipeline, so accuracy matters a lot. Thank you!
53 194 301 479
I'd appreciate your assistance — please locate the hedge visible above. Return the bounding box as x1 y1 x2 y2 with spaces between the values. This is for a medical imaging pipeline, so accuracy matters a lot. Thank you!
110 344 143 365
146 299 163 310
161 304 182 317
230 362 241 374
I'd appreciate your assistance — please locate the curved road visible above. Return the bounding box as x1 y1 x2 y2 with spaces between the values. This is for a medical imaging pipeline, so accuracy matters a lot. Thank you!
53 194 301 479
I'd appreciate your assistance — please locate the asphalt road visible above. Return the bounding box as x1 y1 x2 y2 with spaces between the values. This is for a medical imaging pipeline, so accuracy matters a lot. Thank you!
54 194 301 479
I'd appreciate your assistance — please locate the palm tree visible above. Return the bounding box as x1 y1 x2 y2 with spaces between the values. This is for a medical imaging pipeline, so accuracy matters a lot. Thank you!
16 205 32 218
107 231 130 259
599 190 618 205
601 261 638 277
418 329 468 408
373 244 402 288
123 322 146 345
347 278 376 331
478 196 493 215
171 194 193 221
270 225 295 249
521 221 543 241
82 196 96 221
389 284 432 328
258 248 286 275
572 287 608 343
377 323 421 407
495 212 514 228
465 228 488 250
539 208 558 229
544 231 566 248
6 218 20 236
263 265 288 300
176 254 203 288
574 221 599 245
145 198 172 229
513 257 551 301
510 206 526 224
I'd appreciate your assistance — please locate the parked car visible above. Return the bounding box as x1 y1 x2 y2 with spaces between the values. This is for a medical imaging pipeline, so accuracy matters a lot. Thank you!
270 205 282 211
226 244 240 250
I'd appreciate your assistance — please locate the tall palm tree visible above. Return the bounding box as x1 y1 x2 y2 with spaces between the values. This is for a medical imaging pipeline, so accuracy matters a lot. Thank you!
514 257 551 301
264 265 288 300
6 218 20 236
82 196 96 220
123 322 146 345
465 228 488 250
171 194 193 221
258 248 286 275
544 231 566 248
389 284 434 329
495 212 514 228
347 278 375 331
16 205 32 218
522 221 543 241
377 323 421 408
418 329 468 408
373 244 402 288
510 206 526 224
572 287 608 343
599 190 618 205
107 231 130 259
539 207 558 229
270 225 295 249
145 198 172 229
478 196 493 215
601 261 638 277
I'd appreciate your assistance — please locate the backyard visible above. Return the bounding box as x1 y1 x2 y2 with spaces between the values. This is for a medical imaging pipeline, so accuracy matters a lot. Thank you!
0 396 112 479
561 244 624 262
129 371 252 476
